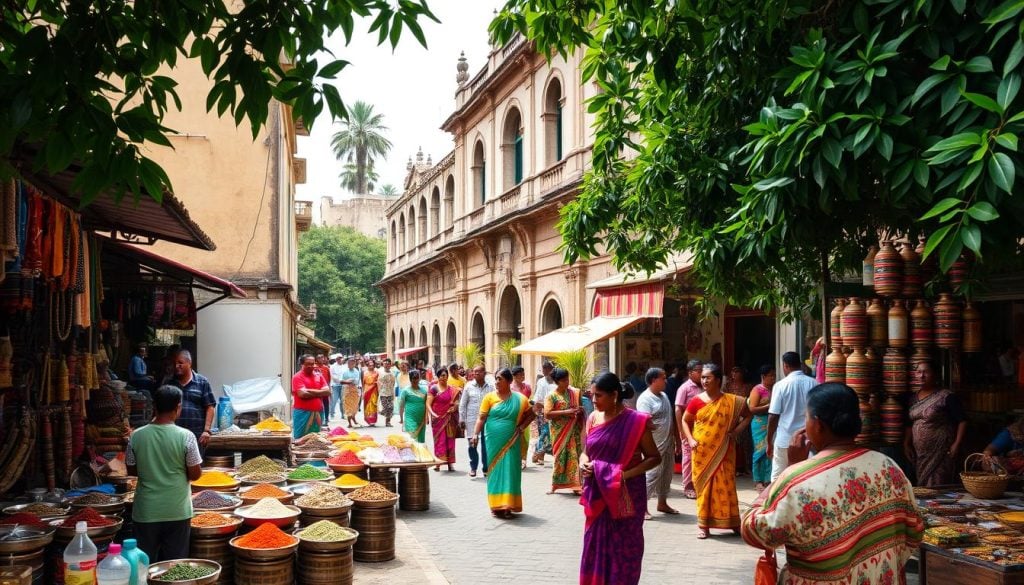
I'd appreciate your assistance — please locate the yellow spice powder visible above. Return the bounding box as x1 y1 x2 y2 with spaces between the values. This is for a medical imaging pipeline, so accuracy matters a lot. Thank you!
192 470 236 487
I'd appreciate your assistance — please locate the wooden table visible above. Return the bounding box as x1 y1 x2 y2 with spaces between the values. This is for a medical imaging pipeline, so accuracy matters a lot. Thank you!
206 433 291 462
920 543 1024 585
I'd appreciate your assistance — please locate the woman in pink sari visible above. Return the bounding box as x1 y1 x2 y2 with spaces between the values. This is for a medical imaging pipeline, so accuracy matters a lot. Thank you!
579 372 661 585
362 359 380 426
427 367 460 472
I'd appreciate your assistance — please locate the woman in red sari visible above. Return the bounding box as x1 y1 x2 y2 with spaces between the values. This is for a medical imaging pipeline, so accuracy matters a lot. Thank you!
545 366 585 493
579 372 661 585
427 367 460 472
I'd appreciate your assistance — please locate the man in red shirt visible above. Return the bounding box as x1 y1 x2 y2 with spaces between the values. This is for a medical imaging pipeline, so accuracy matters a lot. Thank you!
292 355 330 439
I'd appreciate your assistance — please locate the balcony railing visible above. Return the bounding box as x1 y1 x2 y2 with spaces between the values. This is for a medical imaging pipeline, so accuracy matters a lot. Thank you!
539 159 566 194
499 185 521 214
295 200 312 232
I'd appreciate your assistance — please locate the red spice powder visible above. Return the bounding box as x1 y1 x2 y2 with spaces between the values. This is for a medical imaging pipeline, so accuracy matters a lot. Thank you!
0 512 48 530
234 522 296 549
326 451 362 465
60 507 114 527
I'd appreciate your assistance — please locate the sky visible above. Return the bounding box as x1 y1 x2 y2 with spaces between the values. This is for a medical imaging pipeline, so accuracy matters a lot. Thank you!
295 0 505 211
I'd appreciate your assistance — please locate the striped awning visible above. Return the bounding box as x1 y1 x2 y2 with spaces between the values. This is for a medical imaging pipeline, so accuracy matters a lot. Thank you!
593 283 664 318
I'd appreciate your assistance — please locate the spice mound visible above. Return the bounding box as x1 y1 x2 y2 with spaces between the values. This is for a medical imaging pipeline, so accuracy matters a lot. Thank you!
326 451 363 466
347 482 397 502
191 513 235 528
293 433 333 452
287 464 332 481
0 513 48 530
192 490 236 509
332 474 368 489
252 416 290 432
234 522 297 549
70 492 117 506
238 472 287 483
15 503 66 516
237 455 285 476
241 498 295 519
191 470 237 487
295 485 351 509
155 563 217 581
61 507 114 527
299 520 357 542
242 483 289 499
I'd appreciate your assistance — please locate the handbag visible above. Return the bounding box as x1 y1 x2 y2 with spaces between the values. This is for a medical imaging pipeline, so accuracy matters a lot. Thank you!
754 550 778 585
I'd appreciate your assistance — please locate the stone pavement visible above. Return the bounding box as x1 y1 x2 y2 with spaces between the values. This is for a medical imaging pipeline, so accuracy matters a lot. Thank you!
342 416 767 584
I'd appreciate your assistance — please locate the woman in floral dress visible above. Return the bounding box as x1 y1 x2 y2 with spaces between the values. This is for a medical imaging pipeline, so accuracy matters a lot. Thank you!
742 383 924 584
544 367 584 494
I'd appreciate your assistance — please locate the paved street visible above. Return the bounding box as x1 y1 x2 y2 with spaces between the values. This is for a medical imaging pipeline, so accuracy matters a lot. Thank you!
343 416 766 584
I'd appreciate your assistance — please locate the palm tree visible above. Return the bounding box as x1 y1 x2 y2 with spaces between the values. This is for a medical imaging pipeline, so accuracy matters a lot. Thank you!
330 101 392 195
339 161 379 193
379 184 399 196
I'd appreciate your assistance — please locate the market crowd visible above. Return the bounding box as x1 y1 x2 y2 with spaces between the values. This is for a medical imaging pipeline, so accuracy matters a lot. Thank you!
283 350 936 584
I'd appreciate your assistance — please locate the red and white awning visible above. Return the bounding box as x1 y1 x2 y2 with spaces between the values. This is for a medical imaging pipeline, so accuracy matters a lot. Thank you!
593 283 665 318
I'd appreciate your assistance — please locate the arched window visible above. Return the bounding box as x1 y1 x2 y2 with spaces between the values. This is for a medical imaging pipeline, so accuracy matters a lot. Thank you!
431 324 441 366
472 140 486 206
399 330 406 349
541 298 563 333
445 321 457 364
471 312 486 358
444 174 455 227
544 78 564 165
391 330 396 353
429 188 440 239
502 108 524 190
390 220 397 256
417 197 427 243
398 214 406 255
407 205 416 249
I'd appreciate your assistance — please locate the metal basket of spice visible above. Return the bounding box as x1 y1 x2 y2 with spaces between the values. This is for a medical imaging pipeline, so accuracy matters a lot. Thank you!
234 498 301 528
191 490 241 513
286 464 334 485
238 483 294 506
2 502 70 519
346 482 399 509
50 508 122 539
237 471 288 486
229 523 298 561
0 524 55 554
190 512 243 537
147 559 221 584
66 492 125 515
293 485 353 517
294 521 358 553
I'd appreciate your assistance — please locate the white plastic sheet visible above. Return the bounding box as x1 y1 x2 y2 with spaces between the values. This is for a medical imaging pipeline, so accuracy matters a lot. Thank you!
222 376 288 413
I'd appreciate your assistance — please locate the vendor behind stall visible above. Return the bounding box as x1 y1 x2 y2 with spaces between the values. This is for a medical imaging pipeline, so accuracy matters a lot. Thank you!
168 350 215 451
292 355 330 438
983 417 1024 474
127 385 203 562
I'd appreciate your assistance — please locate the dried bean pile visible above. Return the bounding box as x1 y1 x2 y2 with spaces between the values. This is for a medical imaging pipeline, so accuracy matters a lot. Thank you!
295 485 350 508
347 482 397 502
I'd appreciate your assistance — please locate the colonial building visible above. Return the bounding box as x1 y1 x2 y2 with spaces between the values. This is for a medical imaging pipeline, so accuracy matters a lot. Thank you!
319 194 391 239
142 54 318 392
380 38 797 378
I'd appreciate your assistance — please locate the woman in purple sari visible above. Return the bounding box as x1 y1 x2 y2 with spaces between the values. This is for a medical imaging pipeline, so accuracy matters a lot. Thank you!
579 372 661 585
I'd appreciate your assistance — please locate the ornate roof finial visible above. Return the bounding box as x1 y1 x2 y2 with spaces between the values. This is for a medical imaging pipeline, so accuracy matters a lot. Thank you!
456 51 469 84
416 147 424 163
406 156 413 170
426 154 433 166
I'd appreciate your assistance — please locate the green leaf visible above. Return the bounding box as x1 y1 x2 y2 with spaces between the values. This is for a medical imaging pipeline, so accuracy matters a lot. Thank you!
920 197 963 220
999 74 1021 109
319 59 350 79
752 177 794 191
912 73 952 104
961 223 982 255
922 224 954 259
914 160 930 187
822 139 842 168
988 151 1016 192
984 0 1024 26
961 91 1003 113
877 132 894 160
996 132 1019 151
966 201 1001 221
964 56 994 73
924 132 982 154
1006 39 1024 76
939 229 964 273
931 55 952 71
950 0 967 13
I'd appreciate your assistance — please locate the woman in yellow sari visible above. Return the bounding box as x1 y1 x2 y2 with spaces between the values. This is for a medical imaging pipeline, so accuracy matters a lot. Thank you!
362 359 380 426
682 363 751 539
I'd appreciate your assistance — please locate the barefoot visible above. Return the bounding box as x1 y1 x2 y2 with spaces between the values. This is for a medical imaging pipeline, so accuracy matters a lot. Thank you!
697 529 710 540
657 505 680 515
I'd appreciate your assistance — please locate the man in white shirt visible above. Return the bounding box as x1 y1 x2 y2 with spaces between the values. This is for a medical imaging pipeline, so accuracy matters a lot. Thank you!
328 354 345 421
636 367 679 516
766 351 818 481
459 365 494 478
532 361 556 465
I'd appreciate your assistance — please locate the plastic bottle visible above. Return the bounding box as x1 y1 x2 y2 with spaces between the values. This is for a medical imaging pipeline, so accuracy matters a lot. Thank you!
119 539 149 585
215 396 233 431
63 521 97 585
97 543 131 585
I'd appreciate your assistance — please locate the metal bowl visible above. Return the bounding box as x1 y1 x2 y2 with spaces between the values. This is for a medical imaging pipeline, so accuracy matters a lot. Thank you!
190 513 243 537
233 504 301 528
285 483 318 497
349 495 398 509
296 500 353 517
237 473 287 486
50 516 123 540
190 494 242 513
146 558 221 584
67 495 126 515
0 525 55 553
237 487 294 507
2 503 70 519
285 476 332 485
327 463 366 473
228 535 298 561
189 480 240 493
294 525 358 552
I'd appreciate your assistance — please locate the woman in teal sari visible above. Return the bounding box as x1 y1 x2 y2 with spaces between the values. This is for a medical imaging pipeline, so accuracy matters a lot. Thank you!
400 369 429 442
472 368 535 519
747 365 775 491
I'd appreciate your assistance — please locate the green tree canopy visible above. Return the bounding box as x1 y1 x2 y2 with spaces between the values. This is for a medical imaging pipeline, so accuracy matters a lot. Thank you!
298 225 387 352
492 0 1024 317
1 1 434 205
331 100 393 195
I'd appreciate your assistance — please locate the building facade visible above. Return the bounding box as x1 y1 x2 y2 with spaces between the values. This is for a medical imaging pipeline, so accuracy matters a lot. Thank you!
143 55 310 393
319 194 391 239
381 37 795 379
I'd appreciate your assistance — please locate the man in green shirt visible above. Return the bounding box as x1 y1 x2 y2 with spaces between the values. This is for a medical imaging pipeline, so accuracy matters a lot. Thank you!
127 385 203 562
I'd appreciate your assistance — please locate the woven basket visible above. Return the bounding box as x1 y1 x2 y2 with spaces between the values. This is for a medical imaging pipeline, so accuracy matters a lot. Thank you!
961 453 1009 499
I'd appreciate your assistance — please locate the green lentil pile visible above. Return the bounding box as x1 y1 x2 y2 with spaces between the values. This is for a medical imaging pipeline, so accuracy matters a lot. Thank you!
287 464 331 480
155 563 217 581
299 520 357 542
237 455 285 476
